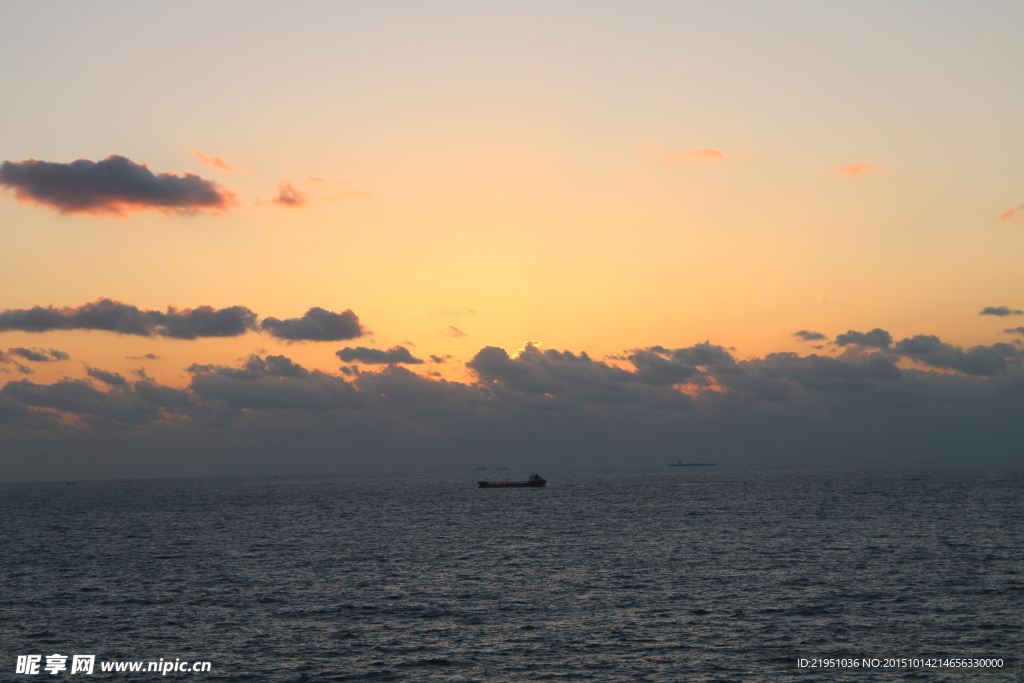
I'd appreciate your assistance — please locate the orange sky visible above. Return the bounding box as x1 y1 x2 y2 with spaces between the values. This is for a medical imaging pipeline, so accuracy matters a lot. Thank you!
1 2 1022 479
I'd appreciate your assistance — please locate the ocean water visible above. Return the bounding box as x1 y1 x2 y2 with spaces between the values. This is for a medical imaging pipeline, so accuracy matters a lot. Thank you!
1 464 1022 682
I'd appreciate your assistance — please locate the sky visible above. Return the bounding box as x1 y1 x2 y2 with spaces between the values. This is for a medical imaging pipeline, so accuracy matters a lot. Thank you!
1 1 1022 481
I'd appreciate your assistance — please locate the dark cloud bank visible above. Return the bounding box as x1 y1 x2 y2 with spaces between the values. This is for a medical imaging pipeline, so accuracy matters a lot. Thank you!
1 329 1022 481
0 155 234 214
0 299 257 339
0 300 365 341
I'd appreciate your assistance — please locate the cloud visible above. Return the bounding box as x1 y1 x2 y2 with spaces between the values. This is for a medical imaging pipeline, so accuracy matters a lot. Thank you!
794 330 828 341
86 367 128 388
272 181 306 207
3 333 1024 480
1 378 165 430
748 351 902 392
190 149 251 174
188 355 363 410
441 326 467 338
0 299 257 339
0 155 235 215
8 348 68 363
261 307 365 341
160 305 259 339
663 148 726 164
830 328 1024 377
997 204 1024 223
0 392 58 430
623 343 738 389
0 301 369 343
133 380 192 408
839 161 885 176
894 335 1019 377
979 306 1023 317
1004 327 1024 336
0 349 44 374
627 348 705 387
469 343 644 400
190 354 312 381
336 346 424 365
833 328 893 349
829 329 1019 377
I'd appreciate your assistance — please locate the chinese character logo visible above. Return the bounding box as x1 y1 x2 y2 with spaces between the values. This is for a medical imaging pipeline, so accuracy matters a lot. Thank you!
70 655 95 675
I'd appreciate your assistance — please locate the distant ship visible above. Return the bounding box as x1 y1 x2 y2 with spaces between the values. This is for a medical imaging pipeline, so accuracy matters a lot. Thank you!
669 460 717 467
478 473 546 488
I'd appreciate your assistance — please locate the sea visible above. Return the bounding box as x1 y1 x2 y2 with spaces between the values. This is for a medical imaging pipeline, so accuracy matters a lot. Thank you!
1 464 1021 682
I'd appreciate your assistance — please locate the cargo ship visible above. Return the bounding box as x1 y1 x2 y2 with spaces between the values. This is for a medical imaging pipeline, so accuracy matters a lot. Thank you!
669 460 717 467
477 473 546 488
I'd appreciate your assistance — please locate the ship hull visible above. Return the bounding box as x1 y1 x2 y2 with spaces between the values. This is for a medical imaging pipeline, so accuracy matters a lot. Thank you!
477 480 546 488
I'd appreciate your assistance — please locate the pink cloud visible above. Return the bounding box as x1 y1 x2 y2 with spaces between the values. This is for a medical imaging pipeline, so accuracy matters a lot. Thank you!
839 161 885 176
272 181 306 207
997 204 1024 223
191 149 251 174
663 148 726 164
